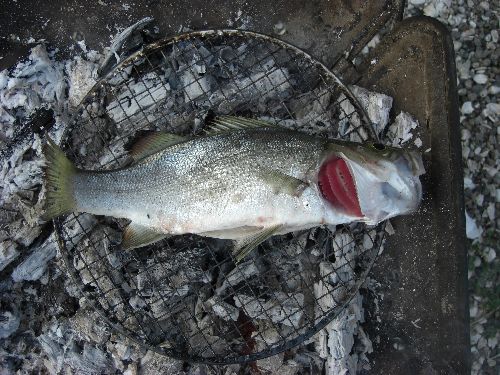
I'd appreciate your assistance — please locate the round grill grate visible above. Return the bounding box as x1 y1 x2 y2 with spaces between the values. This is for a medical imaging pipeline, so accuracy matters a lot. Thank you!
55 29 384 364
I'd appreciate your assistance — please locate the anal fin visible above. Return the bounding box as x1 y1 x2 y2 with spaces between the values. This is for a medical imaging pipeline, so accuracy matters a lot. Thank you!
122 222 167 250
232 224 282 263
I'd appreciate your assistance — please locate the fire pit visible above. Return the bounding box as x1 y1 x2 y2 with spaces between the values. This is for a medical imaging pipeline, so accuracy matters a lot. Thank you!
0 1 469 373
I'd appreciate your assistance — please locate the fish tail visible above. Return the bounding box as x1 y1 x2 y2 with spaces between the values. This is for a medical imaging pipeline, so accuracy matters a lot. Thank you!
42 137 77 220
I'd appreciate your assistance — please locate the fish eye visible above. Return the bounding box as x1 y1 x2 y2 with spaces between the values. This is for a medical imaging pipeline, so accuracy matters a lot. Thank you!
372 143 386 151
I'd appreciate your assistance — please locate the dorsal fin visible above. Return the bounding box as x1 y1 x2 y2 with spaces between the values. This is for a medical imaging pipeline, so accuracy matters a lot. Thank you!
129 131 188 162
205 116 276 134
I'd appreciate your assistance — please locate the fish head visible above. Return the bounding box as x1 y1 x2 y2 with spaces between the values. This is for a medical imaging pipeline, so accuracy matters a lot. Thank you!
319 141 425 224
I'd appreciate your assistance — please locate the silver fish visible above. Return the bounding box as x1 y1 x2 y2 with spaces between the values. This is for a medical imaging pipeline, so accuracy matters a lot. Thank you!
43 116 424 261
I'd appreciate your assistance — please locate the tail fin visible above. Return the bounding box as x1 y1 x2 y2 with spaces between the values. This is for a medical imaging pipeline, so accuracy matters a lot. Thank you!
43 137 77 220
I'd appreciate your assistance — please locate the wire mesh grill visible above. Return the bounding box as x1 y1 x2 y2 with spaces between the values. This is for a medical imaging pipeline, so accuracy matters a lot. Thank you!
55 29 383 364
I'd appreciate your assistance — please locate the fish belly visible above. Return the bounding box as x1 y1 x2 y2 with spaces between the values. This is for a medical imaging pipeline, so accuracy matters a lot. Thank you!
144 186 341 239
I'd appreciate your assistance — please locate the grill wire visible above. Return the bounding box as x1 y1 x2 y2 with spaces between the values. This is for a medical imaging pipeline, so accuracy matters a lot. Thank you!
54 29 384 364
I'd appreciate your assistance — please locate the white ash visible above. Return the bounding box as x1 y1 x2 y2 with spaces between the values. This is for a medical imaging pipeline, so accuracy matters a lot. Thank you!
97 136 130 167
107 72 171 124
0 29 146 375
253 325 285 372
386 111 419 147
11 233 58 282
318 294 370 374
283 230 308 257
63 213 99 251
66 55 99 107
0 310 20 339
113 341 133 362
0 240 19 272
314 230 375 374
98 40 295 152
314 262 342 313
234 292 305 328
134 254 211 298
217 258 259 294
256 89 335 136
138 350 184 374
384 219 395 236
208 65 292 114
70 308 110 345
1 134 44 200
38 320 112 374
0 40 104 309
71 218 114 287
181 70 211 102
338 85 421 148
274 360 301 375
189 321 231 358
204 296 239 321
0 45 66 139
349 85 393 137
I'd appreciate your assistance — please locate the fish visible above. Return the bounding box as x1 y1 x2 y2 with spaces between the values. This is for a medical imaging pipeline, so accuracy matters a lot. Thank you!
43 116 425 262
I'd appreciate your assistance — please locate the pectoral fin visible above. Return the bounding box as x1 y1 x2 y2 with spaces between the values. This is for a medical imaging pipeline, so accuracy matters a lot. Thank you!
129 131 188 162
122 222 167 250
232 224 283 263
260 169 308 196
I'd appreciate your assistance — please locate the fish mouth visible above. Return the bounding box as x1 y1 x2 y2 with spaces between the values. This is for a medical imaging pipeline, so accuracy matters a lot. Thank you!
318 157 363 217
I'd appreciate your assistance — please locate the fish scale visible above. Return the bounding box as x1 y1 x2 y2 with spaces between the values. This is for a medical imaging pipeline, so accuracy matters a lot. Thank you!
72 128 324 232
